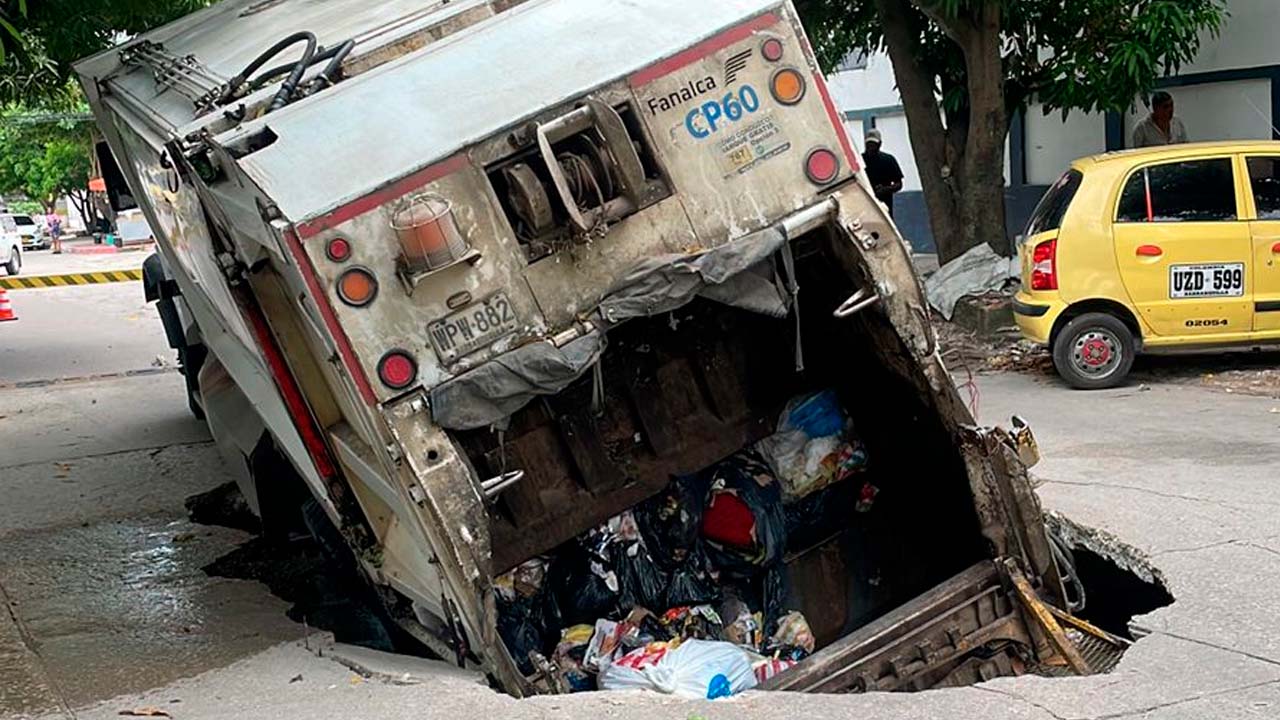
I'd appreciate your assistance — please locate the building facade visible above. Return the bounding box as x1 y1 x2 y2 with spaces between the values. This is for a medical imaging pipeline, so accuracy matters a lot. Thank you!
827 0 1280 253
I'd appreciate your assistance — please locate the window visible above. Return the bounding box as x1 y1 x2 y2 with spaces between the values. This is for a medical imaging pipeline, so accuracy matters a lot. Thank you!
1117 158 1237 223
13 215 34 227
1025 169 1083 236
835 50 868 72
1247 156 1280 220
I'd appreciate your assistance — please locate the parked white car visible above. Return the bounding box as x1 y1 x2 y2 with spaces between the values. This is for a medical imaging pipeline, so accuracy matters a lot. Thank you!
1 214 23 275
12 214 49 251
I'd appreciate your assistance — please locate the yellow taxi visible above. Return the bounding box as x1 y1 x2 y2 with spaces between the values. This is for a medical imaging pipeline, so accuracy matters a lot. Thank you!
1015 140 1280 388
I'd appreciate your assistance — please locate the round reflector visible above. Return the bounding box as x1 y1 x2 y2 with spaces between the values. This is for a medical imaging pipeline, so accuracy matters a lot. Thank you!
377 350 418 390
770 67 806 105
325 236 352 262
337 267 378 307
761 38 784 62
805 147 840 185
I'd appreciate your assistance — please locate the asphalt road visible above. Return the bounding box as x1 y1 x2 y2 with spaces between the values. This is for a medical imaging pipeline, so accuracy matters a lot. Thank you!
0 276 303 719
1 243 164 385
2 276 1278 719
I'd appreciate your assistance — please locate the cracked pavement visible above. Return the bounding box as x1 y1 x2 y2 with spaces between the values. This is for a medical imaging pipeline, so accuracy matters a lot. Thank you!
2 322 1278 718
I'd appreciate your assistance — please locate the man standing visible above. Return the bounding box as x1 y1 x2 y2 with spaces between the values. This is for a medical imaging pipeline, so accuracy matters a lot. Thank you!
862 129 904 217
1132 91 1188 148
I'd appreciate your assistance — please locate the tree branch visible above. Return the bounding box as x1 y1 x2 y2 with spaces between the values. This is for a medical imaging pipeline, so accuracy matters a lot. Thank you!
909 0 975 45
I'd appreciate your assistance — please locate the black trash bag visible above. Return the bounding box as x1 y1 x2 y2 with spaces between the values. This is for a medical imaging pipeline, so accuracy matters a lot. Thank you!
664 546 720 608
635 477 706 571
496 590 561 675
701 449 787 575
548 537 621 626
784 487 829 540
761 563 790 636
615 540 667 611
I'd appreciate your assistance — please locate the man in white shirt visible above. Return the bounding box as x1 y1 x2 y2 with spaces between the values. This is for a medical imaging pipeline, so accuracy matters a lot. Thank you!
1132 91 1188 147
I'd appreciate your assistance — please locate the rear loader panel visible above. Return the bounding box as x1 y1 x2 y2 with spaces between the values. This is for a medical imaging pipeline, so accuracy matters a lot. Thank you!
77 0 1091 698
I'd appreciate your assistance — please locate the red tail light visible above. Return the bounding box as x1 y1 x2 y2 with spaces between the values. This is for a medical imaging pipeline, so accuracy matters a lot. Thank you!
377 349 418 390
804 147 839 185
1030 239 1057 291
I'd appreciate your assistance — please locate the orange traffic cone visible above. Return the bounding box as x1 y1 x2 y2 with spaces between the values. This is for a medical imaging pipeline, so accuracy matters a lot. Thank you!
0 287 17 322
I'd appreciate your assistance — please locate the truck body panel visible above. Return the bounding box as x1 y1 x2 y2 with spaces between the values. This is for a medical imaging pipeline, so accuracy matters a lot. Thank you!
77 0 1103 697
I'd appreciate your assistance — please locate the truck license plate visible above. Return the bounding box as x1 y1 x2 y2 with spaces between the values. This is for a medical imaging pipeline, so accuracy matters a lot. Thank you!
427 293 517 363
1169 263 1244 299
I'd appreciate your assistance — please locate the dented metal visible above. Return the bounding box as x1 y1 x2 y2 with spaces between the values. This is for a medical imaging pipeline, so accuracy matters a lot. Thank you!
76 0 1104 697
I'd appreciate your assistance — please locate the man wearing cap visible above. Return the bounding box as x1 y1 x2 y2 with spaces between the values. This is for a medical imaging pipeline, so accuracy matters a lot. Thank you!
1132 91 1188 148
862 129 904 217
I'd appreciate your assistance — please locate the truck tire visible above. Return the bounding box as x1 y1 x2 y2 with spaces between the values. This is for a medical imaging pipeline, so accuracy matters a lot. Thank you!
1052 312 1135 390
4 247 18 275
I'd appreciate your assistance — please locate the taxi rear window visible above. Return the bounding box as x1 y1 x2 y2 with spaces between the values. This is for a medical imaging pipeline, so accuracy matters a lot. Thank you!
1025 169 1082 236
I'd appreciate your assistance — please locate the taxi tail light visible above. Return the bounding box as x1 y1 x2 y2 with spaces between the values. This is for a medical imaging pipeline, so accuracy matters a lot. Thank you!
1030 238 1057 291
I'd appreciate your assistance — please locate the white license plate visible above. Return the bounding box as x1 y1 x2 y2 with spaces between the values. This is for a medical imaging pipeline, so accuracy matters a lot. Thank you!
1169 263 1244 299
427 293 517 363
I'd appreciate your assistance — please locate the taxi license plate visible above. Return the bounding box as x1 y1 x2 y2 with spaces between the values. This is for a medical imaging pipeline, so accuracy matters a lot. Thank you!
1169 263 1244 299
427 293 517 363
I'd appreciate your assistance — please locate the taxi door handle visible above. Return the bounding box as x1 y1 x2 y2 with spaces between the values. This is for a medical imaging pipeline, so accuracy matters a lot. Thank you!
1136 244 1163 257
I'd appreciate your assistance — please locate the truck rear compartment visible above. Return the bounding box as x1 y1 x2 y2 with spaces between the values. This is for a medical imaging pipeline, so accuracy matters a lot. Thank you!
456 229 1006 692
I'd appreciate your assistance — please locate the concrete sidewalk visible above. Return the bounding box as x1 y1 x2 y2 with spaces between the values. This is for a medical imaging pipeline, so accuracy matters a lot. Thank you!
29 372 1277 720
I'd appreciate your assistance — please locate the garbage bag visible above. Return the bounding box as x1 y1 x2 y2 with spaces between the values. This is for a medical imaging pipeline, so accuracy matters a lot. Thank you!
749 654 798 684
616 540 667 612
785 390 846 438
496 589 561 675
584 619 621 672
661 605 723 641
755 390 868 502
495 557 549 602
767 611 815 655
636 478 705 570
599 639 759 699
663 548 720 608
553 624 596 692
701 450 787 572
718 596 763 651
548 536 621 626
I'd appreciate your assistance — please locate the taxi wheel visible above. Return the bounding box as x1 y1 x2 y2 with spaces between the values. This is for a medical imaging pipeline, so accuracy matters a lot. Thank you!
1052 312 1135 390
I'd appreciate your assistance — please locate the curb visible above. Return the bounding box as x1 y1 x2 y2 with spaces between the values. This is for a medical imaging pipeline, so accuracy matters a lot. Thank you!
0 269 143 290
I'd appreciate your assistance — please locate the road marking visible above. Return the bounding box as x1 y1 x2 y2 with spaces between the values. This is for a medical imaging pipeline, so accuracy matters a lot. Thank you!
0 269 143 289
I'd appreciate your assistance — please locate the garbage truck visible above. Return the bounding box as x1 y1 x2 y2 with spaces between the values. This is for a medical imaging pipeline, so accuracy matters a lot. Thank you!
76 0 1123 697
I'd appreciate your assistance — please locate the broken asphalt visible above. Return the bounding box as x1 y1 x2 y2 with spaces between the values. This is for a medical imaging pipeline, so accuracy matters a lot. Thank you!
2 370 1271 719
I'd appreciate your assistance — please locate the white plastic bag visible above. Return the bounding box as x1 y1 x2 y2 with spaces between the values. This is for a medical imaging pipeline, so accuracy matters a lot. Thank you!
599 639 758 699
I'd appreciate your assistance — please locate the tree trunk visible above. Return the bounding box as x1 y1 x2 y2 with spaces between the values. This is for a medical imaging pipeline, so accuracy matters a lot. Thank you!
68 188 98 230
875 0 968 263
874 0 1012 264
954 1 1009 260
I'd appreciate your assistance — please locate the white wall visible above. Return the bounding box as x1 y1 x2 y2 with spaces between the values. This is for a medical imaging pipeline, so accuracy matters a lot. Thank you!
872 114 923 191
1125 78 1273 145
828 1 1280 190
1182 0 1278 75
1025 105 1107 185
827 52 902 111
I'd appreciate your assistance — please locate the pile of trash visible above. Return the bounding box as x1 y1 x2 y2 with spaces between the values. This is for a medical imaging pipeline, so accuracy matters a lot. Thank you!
495 390 876 699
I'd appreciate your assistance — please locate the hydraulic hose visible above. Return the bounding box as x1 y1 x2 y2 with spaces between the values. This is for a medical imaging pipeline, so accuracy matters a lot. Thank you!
267 32 318 112
245 42 343 92
241 37 355 98
219 31 317 110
